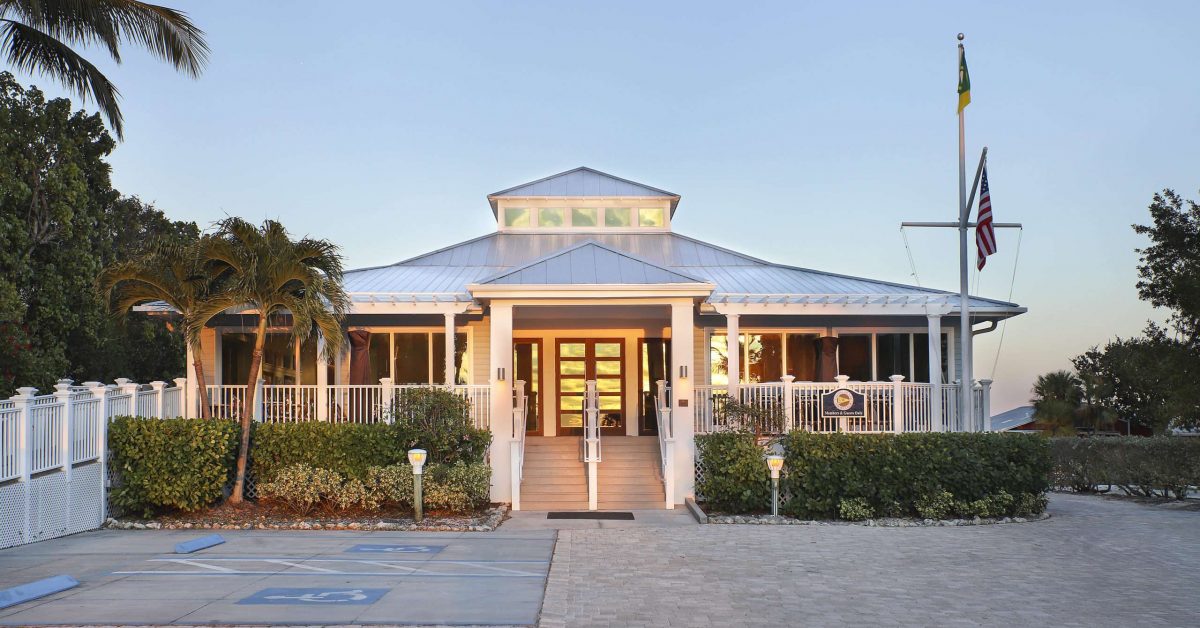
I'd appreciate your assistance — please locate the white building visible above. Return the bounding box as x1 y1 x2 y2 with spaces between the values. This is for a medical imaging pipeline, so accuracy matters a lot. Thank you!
193 167 1025 511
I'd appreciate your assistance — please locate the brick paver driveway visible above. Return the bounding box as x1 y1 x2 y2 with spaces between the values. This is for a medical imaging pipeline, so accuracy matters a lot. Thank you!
540 493 1199 627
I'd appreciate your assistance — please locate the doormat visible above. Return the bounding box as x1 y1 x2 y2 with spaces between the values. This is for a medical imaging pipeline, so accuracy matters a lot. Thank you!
547 512 635 520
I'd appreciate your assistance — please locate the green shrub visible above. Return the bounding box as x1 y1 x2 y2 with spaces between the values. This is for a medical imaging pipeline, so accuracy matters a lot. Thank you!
1014 492 1047 517
695 431 772 513
1051 437 1200 499
955 498 993 518
916 490 955 519
252 413 490 483
257 463 345 515
423 462 492 511
779 432 1051 519
365 464 415 508
108 416 238 517
838 497 873 521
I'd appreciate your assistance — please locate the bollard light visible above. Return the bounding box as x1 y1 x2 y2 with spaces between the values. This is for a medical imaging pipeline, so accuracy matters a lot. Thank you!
408 448 427 523
766 454 784 517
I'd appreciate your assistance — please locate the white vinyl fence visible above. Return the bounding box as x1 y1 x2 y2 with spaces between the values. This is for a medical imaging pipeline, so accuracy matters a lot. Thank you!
0 377 186 550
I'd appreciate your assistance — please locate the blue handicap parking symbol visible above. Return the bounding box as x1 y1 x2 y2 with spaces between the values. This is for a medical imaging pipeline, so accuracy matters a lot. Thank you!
346 544 444 554
238 587 389 605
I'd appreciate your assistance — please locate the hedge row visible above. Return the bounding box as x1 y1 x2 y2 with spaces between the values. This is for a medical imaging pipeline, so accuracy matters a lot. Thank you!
108 417 239 517
1051 437 1200 499
697 431 1052 519
108 411 492 516
258 462 491 514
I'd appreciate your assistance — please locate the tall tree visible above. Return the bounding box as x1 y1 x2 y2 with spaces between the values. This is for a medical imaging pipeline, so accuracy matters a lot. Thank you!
0 73 197 395
1030 370 1082 435
98 237 225 418
201 218 348 503
1 0 208 139
1133 189 1200 346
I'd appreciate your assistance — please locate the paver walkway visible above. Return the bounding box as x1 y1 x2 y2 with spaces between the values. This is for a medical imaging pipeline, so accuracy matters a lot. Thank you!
539 493 1200 627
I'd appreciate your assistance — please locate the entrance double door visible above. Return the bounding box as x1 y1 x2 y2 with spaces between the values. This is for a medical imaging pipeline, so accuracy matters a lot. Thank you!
556 339 624 436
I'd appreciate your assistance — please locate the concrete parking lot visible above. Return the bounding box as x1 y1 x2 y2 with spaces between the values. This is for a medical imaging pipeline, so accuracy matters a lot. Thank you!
2 494 1197 627
0 528 555 626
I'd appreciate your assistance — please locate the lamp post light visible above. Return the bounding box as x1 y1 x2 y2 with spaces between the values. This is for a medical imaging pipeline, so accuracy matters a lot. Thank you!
766 454 784 517
408 448 427 523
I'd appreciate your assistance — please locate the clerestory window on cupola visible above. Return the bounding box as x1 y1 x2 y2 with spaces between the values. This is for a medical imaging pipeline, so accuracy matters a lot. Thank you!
501 205 669 229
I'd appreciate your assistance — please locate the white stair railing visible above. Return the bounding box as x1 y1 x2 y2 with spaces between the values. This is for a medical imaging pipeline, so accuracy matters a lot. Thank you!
509 380 527 511
581 380 600 511
654 380 675 510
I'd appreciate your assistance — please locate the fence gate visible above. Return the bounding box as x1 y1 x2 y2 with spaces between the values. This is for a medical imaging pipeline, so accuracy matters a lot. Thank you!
1 378 181 549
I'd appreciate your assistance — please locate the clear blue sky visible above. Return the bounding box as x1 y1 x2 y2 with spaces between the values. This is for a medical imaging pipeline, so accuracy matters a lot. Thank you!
11 1 1199 412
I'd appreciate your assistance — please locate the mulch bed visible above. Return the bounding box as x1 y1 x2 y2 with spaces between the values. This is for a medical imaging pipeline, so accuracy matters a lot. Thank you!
106 501 508 532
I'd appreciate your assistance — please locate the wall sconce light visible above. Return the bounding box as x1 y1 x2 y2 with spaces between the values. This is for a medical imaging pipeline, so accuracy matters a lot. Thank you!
497 367 506 381
679 365 688 379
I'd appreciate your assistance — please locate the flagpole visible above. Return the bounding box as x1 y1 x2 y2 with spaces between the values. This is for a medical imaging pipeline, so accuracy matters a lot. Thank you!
957 33 974 431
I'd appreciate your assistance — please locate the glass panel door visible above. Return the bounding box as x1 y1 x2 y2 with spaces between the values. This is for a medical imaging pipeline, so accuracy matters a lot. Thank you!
639 338 670 435
514 340 541 435
556 339 624 435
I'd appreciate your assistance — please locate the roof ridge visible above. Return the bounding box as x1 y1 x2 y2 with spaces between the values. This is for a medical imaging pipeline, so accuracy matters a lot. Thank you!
488 166 678 199
476 239 709 285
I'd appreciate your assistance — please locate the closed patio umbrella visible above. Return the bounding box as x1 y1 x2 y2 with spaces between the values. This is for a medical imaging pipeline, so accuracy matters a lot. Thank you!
816 336 839 382
348 329 371 385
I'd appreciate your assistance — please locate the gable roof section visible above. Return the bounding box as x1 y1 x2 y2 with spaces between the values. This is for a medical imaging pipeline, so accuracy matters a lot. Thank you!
488 167 681 216
477 240 708 285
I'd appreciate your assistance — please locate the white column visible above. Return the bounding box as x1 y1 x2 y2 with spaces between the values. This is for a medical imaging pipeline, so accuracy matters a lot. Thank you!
889 375 905 434
12 387 36 545
379 377 394 421
253 378 264 422
489 303 514 503
725 313 740 395
781 375 796 432
927 314 943 432
670 300 696 506
53 379 74 473
173 378 188 417
316 335 328 421
149 381 166 419
979 379 993 431
444 312 457 386
87 383 109 521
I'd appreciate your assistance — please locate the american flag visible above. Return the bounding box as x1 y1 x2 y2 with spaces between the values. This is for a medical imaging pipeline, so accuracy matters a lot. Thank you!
976 166 996 270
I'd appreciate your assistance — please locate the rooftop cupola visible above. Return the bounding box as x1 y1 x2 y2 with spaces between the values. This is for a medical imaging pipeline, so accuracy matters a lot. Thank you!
487 166 680 233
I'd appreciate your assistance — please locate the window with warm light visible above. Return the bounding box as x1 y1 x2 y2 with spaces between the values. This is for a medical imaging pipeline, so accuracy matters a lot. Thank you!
539 207 565 227
571 208 598 227
604 207 632 227
504 207 530 227
638 207 665 227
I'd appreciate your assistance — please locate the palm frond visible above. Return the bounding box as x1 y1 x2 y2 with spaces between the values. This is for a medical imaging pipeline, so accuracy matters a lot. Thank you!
1 17 123 136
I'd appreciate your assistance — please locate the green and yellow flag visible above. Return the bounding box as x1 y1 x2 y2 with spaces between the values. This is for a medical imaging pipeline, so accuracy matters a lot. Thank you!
957 45 971 113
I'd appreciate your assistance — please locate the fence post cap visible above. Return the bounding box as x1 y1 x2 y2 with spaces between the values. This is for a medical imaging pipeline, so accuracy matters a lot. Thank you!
978 378 993 385
53 379 74 393
780 375 796 383
379 377 393 386
13 386 38 399
148 380 167 389
889 374 906 383
80 381 102 388
114 377 131 386
173 377 188 387
834 375 850 385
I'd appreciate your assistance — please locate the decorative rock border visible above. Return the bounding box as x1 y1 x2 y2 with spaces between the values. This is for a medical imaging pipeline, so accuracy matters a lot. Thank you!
105 505 508 533
706 512 1050 526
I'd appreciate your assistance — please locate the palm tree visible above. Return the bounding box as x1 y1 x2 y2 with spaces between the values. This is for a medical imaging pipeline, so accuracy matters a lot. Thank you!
1031 370 1083 435
97 238 226 418
1 0 208 139
200 218 348 504
1077 371 1116 432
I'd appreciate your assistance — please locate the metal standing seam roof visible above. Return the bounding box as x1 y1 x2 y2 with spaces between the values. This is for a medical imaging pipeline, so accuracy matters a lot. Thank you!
477 240 708 285
487 167 681 216
343 231 1022 311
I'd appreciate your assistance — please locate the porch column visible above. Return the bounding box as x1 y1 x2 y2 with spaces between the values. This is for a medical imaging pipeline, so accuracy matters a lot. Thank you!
489 303 514 503
670 300 696 505
927 313 943 432
184 343 197 418
316 335 328 421
443 312 456 386
725 313 740 395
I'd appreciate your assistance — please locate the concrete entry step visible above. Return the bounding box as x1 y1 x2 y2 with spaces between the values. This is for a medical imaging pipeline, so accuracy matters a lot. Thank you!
518 436 666 511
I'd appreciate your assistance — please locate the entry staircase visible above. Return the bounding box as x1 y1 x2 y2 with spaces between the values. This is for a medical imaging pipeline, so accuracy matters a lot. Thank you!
519 437 665 510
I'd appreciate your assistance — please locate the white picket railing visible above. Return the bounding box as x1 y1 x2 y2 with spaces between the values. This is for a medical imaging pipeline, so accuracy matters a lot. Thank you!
694 377 989 434
1 378 186 550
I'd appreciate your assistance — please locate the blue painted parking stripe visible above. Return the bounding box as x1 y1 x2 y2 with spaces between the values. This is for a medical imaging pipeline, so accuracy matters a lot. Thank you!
346 543 444 554
0 575 79 610
174 534 225 554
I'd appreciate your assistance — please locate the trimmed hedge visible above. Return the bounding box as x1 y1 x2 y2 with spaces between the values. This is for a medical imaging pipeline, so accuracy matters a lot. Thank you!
1051 436 1200 499
252 418 490 483
695 431 771 513
781 432 1051 519
697 431 1051 519
108 416 239 517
